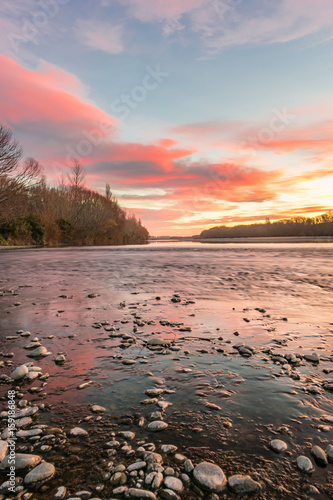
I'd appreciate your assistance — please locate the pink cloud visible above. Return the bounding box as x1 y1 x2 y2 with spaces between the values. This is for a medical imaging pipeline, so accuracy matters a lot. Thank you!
0 55 116 131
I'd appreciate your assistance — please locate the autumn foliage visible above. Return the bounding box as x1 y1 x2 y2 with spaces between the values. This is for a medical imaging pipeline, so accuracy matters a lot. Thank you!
0 125 148 246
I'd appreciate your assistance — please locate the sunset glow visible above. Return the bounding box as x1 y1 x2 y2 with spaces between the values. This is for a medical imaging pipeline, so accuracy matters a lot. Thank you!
1 1 333 235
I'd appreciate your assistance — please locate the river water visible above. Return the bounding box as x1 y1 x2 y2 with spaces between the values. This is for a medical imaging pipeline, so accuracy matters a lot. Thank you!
1 242 333 497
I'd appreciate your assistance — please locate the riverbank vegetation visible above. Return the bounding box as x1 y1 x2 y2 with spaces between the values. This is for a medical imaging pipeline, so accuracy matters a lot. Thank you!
199 212 333 239
0 125 148 246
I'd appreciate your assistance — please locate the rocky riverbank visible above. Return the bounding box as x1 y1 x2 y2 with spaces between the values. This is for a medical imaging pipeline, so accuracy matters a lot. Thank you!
1 244 333 498
1 296 333 499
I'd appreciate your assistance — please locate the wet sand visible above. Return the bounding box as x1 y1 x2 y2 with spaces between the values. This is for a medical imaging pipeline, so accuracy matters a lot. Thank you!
0 243 332 499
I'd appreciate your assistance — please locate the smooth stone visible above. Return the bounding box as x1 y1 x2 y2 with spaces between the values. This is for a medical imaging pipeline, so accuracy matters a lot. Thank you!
113 486 128 495
70 427 88 436
25 372 40 382
159 489 181 500
311 445 328 465
127 461 146 472
122 359 136 365
55 355 66 364
24 342 41 349
143 452 163 464
16 428 42 438
164 476 183 493
164 467 174 476
269 439 288 453
0 454 41 470
193 462 226 492
77 381 94 390
147 421 168 432
24 462 55 485
91 405 106 413
205 402 221 411
145 388 163 397
296 455 314 473
110 472 127 486
173 454 186 464
54 485 67 498
128 488 157 499
118 431 135 440
326 444 333 463
304 352 320 363
157 401 171 409
148 411 163 421
28 346 49 358
151 472 163 489
184 459 194 473
228 475 261 494
11 364 29 380
147 338 171 347
15 407 39 419
0 441 8 462
106 440 120 448
304 484 320 495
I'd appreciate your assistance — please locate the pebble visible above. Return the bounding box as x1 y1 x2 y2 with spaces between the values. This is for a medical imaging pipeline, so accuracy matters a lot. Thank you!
184 459 194 473
24 462 55 485
311 445 328 465
55 354 66 364
296 455 314 473
193 462 227 492
152 472 163 489
228 474 261 494
15 406 39 419
159 489 181 500
269 439 288 453
91 405 106 413
10 364 28 380
28 346 49 358
25 371 40 382
128 488 157 499
118 431 135 440
127 461 146 472
0 441 8 462
77 381 94 390
70 427 88 436
304 352 320 363
0 454 41 470
147 421 168 432
326 444 333 463
164 476 184 493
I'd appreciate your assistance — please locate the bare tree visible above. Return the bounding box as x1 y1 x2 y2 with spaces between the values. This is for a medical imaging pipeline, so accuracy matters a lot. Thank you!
67 159 86 190
0 157 42 208
66 159 86 225
0 125 23 175
105 182 112 201
0 125 42 212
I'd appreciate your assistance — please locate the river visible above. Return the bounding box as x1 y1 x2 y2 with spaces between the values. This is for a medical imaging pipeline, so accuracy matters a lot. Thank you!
0 242 332 498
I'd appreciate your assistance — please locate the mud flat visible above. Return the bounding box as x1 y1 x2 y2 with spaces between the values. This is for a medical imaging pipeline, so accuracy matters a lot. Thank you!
0 243 332 499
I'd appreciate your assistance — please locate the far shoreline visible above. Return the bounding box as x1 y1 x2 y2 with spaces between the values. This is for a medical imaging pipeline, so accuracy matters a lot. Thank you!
150 235 333 244
1 235 333 251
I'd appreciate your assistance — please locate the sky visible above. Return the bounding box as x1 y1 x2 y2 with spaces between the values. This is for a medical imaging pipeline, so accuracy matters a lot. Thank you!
0 0 333 236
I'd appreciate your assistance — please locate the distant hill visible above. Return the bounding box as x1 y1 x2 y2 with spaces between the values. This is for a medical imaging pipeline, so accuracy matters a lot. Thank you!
199 212 333 239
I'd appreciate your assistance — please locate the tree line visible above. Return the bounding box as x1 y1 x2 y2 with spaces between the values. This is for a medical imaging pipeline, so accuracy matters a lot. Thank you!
199 212 333 239
0 124 148 246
